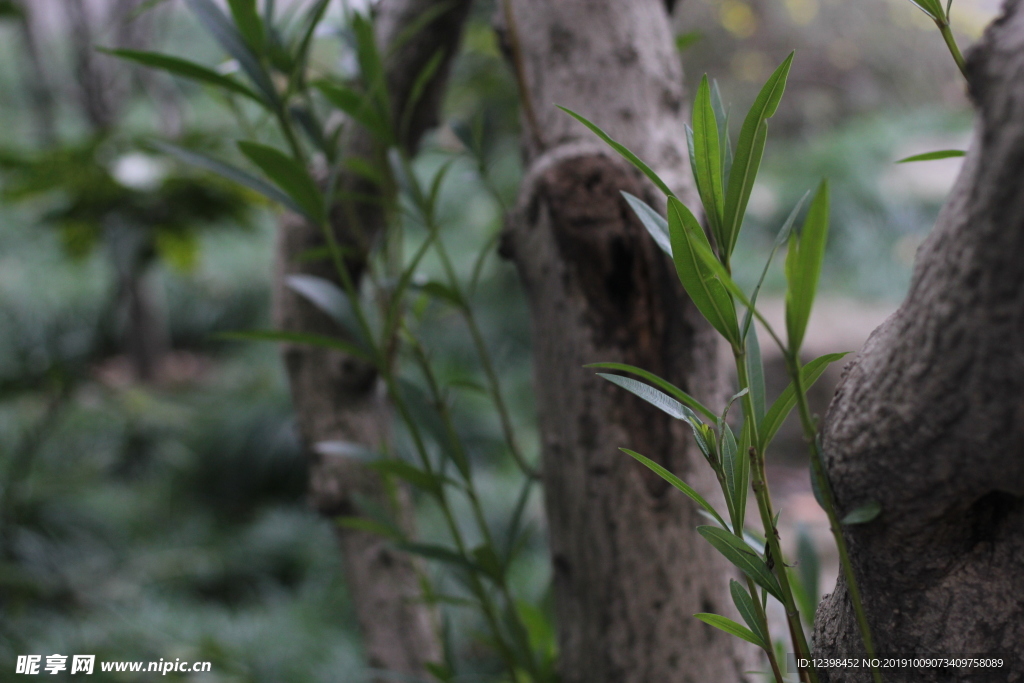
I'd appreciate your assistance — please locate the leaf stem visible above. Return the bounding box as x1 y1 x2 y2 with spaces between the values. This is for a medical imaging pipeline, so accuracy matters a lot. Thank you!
936 20 968 80
788 354 883 683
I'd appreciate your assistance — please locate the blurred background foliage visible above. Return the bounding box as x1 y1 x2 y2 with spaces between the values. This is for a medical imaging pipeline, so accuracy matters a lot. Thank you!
0 0 997 680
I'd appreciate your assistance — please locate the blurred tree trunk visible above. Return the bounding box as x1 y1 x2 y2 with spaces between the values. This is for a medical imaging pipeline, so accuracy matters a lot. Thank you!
497 1 756 681
273 0 471 677
814 2 1024 680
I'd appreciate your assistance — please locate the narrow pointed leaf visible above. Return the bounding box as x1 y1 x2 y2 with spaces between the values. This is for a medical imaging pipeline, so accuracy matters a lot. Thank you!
896 149 965 163
621 449 728 529
722 52 794 258
667 197 741 345
694 613 765 648
711 79 733 186
792 526 820 628
397 543 476 572
692 75 725 248
292 0 330 80
588 362 717 421
227 0 264 52
698 526 782 599
596 373 700 426
905 0 943 20
622 191 672 256
285 274 367 347
558 106 674 197
152 141 303 216
730 580 770 649
759 352 849 451
841 500 882 525
367 460 446 496
314 80 393 144
400 49 446 139
184 0 278 105
238 140 325 224
100 48 263 103
785 180 830 353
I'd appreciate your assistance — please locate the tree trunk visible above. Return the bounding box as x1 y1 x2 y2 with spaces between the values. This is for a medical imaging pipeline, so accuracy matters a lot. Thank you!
273 0 472 677
813 2 1024 680
498 2 756 681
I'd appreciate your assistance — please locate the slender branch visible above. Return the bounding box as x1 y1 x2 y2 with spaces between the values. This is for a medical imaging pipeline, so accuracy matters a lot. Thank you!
936 20 968 80
737 354 816 683
789 354 883 683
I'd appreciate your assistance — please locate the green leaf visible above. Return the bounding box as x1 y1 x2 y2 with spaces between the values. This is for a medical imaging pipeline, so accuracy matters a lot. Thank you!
314 80 393 144
367 459 444 496
227 0 264 53
291 0 330 82
905 0 944 20
397 542 475 572
730 580 770 649
721 421 749 530
785 180 830 353
759 352 848 451
558 106 674 197
400 49 446 140
722 52 794 259
810 451 829 510
336 516 404 542
792 525 820 629
622 192 671 256
471 545 505 583
841 500 882 525
675 31 703 52
694 613 765 648
710 79 733 187
0 0 23 19
285 274 368 348
587 362 717 421
99 48 263 104
351 13 391 120
667 197 741 346
238 140 325 224
418 281 465 310
184 0 278 105
597 375 715 461
896 149 965 163
692 75 726 251
597 373 706 434
697 526 782 600
215 329 372 362
621 449 728 529
150 141 302 215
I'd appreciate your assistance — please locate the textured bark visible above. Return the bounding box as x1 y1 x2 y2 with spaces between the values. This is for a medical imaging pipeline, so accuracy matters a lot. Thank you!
499 2 755 681
813 3 1024 681
273 0 472 677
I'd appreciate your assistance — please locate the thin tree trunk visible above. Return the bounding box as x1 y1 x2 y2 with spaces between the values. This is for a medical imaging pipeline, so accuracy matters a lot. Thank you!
814 2 1024 680
273 0 472 677
497 2 756 681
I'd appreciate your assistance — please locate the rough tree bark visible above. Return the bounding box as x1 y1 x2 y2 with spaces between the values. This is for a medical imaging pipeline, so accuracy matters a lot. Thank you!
273 0 471 677
813 2 1024 681
497 1 756 681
